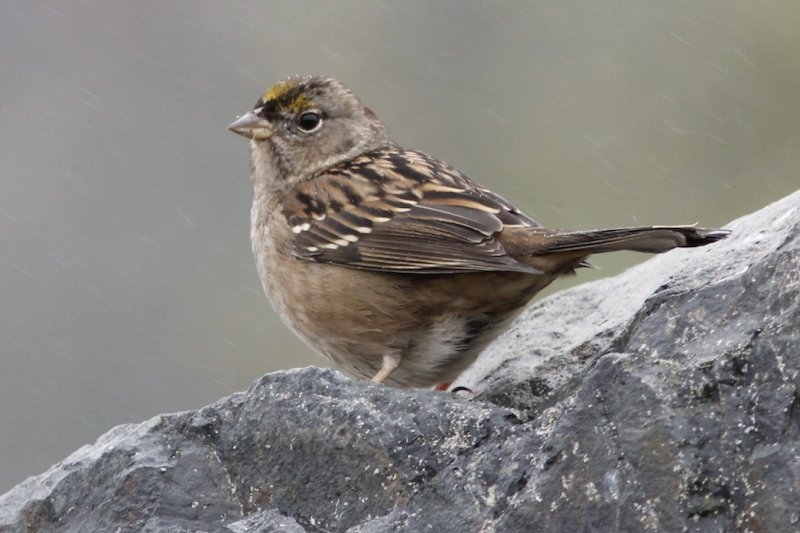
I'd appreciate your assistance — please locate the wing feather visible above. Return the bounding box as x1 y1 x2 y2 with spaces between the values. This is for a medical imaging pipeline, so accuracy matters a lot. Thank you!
284 148 540 274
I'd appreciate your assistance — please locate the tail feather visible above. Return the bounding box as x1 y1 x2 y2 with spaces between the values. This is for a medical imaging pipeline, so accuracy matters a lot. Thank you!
535 226 730 255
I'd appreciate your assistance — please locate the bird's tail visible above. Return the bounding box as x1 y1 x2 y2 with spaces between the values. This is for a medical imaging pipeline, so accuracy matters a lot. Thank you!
533 226 730 255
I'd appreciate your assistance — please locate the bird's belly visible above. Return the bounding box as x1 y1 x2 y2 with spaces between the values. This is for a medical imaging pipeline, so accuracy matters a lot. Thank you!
255 227 554 387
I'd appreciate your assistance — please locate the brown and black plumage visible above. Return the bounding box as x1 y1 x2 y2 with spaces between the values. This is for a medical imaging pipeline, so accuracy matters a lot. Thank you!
229 75 729 389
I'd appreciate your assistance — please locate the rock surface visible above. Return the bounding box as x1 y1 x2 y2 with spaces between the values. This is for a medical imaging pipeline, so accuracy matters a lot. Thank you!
1 190 798 533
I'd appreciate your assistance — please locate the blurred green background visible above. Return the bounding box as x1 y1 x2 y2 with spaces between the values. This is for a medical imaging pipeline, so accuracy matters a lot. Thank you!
1 1 798 492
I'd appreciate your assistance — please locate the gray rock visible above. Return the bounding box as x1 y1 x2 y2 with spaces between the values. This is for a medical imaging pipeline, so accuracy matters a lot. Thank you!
1 190 798 533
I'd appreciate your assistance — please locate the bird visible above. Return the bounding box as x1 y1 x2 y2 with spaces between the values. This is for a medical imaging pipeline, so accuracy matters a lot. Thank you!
228 75 729 390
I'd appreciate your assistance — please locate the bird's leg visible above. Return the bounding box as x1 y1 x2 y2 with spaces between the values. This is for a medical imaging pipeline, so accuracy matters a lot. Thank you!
370 353 401 384
433 383 451 391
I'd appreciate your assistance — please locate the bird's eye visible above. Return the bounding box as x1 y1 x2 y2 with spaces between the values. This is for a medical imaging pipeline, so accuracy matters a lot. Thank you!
297 111 322 132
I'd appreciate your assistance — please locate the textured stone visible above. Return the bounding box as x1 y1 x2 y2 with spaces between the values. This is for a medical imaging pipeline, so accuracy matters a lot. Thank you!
1 191 798 532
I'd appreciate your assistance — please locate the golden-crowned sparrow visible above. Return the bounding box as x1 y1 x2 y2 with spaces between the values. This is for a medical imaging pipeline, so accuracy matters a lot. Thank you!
228 75 728 389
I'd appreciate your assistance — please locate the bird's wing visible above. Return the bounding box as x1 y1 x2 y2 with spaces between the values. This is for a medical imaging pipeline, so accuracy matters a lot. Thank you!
281 148 542 274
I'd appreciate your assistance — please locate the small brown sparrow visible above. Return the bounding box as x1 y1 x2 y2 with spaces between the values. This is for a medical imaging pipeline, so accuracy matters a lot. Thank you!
228 76 728 389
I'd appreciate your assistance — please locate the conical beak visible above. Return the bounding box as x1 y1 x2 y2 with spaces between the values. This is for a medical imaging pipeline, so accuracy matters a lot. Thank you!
227 111 273 140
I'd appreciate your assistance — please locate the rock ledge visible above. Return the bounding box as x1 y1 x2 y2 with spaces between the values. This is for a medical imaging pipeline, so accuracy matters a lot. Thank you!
1 191 798 532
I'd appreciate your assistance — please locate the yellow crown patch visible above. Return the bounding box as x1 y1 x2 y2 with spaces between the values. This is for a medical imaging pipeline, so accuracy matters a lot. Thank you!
261 79 309 111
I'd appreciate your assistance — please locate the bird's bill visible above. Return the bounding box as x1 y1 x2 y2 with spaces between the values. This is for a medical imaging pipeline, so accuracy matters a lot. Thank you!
227 111 273 140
